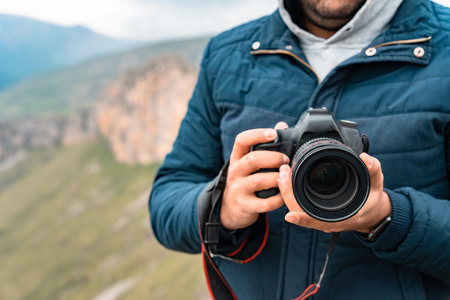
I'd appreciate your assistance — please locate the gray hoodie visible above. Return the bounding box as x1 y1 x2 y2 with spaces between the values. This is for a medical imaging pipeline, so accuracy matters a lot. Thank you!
278 0 404 81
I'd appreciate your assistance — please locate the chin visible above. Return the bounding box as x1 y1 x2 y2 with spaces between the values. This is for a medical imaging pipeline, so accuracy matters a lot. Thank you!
313 0 366 19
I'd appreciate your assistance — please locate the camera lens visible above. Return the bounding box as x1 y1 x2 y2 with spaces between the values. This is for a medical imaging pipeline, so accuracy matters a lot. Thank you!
291 138 370 222
306 158 347 197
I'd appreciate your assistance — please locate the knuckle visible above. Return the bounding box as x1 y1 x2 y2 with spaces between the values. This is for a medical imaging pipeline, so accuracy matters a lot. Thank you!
373 158 382 171
227 164 239 178
227 178 239 190
228 181 242 195
249 175 261 189
244 153 258 167
234 132 247 147
235 196 247 208
259 201 271 213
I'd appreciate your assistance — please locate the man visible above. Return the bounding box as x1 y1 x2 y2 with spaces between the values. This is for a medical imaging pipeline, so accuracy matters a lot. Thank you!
150 0 450 298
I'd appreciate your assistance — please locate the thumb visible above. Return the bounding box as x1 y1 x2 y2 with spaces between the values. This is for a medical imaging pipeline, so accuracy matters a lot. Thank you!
359 153 384 190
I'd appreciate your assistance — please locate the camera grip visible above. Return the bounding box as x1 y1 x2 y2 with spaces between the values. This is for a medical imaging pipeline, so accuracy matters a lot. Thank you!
255 187 280 198
252 140 289 199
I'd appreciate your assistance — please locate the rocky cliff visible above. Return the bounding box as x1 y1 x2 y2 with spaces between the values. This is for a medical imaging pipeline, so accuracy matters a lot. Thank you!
0 53 198 166
0 108 97 166
97 54 197 164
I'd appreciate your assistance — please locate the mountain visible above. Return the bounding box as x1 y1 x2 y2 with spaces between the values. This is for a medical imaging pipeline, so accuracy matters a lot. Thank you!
0 139 207 299
0 29 212 298
0 36 209 120
0 35 208 164
97 54 198 164
0 14 139 90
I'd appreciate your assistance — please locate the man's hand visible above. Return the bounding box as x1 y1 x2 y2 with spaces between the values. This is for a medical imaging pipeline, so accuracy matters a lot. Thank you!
220 123 289 231
278 153 392 234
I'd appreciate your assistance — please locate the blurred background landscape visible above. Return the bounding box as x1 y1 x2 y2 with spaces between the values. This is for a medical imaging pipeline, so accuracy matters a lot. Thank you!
0 0 276 299
0 0 449 299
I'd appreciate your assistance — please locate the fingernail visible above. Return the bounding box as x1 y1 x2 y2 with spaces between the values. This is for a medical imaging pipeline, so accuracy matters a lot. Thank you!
279 172 287 182
279 165 288 183
280 164 290 173
285 213 298 223
264 129 276 140
283 155 290 164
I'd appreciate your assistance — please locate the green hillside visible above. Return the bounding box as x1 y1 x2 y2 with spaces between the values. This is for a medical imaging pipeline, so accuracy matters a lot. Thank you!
0 37 209 120
0 139 206 300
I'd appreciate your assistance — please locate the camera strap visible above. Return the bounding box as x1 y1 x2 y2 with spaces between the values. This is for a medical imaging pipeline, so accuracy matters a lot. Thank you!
198 160 270 300
198 161 340 300
292 232 340 300
198 161 237 300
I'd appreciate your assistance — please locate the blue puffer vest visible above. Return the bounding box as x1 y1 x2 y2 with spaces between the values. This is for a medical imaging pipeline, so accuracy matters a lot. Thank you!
150 0 450 299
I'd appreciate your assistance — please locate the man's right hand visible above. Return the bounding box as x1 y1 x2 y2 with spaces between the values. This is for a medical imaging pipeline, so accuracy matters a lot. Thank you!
220 123 290 231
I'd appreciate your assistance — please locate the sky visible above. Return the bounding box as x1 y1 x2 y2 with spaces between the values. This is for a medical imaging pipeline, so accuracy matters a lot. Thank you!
0 0 449 41
0 0 277 41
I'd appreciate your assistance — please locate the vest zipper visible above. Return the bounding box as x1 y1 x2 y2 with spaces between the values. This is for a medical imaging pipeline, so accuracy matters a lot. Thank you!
370 36 432 48
250 36 431 76
250 36 432 110
250 49 321 83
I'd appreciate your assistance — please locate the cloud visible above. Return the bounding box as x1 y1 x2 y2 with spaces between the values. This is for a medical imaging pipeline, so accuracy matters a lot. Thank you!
0 0 277 41
131 0 277 40
3 0 448 41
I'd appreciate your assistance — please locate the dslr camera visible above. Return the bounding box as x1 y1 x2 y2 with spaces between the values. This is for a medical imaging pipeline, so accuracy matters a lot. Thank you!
253 108 370 222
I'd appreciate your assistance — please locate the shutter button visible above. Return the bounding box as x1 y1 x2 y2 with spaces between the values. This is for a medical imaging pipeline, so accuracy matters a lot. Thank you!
414 47 425 58
365 47 377 56
252 41 261 50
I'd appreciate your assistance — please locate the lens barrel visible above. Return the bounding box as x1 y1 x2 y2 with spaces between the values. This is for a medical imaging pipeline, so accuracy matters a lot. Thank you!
291 138 370 222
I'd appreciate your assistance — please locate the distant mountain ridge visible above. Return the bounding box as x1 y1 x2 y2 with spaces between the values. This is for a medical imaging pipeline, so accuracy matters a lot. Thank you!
0 35 209 164
0 35 209 120
0 14 139 90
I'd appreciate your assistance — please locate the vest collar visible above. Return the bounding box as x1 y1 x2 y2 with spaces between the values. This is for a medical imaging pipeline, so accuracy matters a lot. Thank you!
249 0 438 67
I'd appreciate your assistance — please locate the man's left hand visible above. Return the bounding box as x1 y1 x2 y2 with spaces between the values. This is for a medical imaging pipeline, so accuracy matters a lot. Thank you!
278 153 392 234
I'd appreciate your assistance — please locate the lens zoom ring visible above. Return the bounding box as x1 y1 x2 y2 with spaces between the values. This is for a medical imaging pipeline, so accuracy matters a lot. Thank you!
292 137 348 166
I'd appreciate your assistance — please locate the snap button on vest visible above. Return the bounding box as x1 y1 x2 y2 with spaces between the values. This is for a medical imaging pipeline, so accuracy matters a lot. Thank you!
365 47 377 56
414 47 425 58
252 41 261 50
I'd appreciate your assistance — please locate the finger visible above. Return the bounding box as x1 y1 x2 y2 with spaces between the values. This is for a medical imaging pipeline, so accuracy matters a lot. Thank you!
278 164 303 212
244 172 280 193
285 211 336 231
230 128 277 162
274 122 289 130
233 150 289 176
360 153 384 189
243 194 285 214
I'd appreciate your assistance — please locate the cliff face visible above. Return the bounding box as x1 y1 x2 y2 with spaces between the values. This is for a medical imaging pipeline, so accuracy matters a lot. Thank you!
0 108 96 163
97 54 197 164
0 53 198 166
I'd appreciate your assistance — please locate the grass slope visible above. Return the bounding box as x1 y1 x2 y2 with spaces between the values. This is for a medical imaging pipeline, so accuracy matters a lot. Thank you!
0 139 206 300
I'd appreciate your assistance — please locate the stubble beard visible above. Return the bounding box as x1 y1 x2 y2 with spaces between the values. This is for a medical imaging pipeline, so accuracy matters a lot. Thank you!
299 0 367 31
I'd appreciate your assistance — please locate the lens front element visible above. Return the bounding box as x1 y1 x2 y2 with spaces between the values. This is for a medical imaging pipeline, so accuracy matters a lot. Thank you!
307 158 348 197
291 138 370 222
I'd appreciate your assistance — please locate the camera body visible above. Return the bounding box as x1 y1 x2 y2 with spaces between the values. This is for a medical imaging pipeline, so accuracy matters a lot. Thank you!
253 108 370 222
